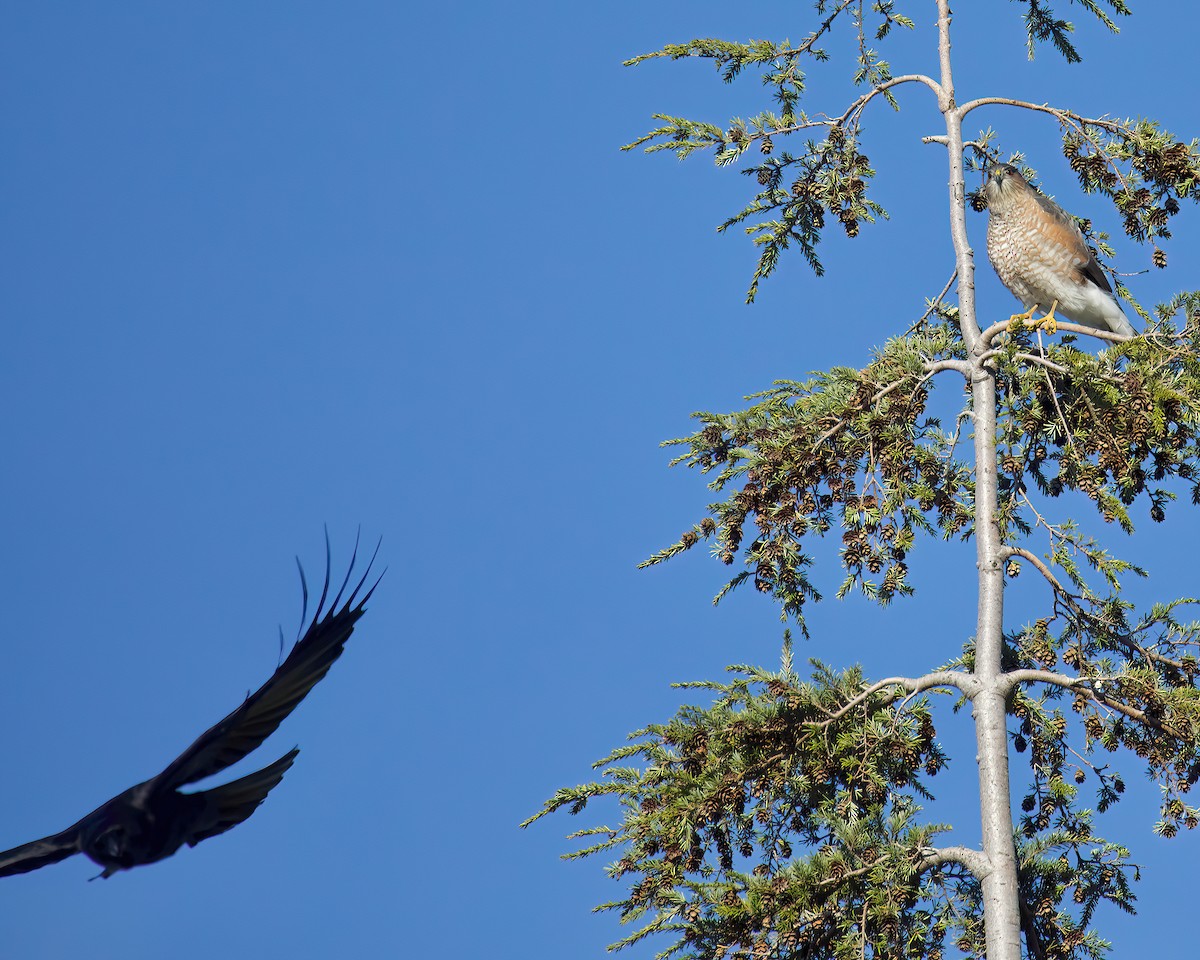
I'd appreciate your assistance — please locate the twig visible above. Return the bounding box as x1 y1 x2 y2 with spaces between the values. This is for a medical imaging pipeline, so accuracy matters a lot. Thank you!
906 270 958 334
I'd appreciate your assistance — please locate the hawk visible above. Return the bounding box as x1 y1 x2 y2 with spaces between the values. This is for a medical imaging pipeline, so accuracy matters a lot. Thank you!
0 535 380 880
983 163 1136 338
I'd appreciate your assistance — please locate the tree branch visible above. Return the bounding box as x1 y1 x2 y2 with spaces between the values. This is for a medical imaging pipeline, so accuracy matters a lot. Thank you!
1000 669 1188 738
920 844 991 880
955 97 1121 126
954 97 1146 197
976 349 1068 375
814 670 978 727
813 359 968 447
744 74 942 146
788 0 858 61
977 317 1136 349
1001 546 1067 595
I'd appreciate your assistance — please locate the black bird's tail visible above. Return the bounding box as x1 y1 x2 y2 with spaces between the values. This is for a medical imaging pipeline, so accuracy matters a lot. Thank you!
187 748 300 846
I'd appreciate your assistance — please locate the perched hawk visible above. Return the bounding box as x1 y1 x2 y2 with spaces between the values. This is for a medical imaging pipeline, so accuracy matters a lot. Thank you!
0 537 380 880
983 163 1136 338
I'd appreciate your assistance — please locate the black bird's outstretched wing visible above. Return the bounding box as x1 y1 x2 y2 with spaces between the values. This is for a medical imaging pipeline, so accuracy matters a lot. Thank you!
155 534 381 791
0 830 81 878
0 534 381 881
186 747 299 846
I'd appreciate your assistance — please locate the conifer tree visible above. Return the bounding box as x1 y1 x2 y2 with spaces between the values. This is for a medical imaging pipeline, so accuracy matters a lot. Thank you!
525 4 1200 958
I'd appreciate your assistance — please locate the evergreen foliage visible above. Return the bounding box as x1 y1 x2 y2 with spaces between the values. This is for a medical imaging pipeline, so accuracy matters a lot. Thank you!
527 4 1200 958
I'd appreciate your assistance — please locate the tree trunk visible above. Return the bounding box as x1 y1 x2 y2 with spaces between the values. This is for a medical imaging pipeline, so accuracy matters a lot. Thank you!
935 1 1023 956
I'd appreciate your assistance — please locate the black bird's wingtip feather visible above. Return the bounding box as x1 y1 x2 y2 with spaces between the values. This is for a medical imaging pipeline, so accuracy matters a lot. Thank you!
154 533 383 790
295 553 310 641
309 529 335 637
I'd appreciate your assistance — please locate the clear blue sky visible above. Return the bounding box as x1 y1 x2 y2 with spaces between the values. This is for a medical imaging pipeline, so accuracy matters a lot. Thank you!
2 2 1197 956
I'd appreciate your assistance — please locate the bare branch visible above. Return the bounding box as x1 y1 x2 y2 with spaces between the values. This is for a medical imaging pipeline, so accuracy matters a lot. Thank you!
743 74 942 147
976 349 1068 375
1000 669 1189 738
814 358 968 446
814 670 978 727
1000 668 1089 695
920 844 991 880
1001 546 1067 595
977 317 1135 349
955 97 1121 127
954 98 1147 198
1040 320 1136 343
840 74 943 129
906 270 959 334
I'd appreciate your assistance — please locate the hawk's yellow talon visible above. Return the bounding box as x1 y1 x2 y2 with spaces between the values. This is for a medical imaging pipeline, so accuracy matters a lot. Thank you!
1007 301 1059 336
1035 300 1059 336
1007 306 1037 333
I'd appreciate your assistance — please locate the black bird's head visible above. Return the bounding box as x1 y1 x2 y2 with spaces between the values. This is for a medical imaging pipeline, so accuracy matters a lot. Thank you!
81 811 141 875
93 826 128 861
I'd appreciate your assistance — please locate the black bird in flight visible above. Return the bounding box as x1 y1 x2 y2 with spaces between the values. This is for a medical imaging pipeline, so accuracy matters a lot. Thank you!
0 536 381 880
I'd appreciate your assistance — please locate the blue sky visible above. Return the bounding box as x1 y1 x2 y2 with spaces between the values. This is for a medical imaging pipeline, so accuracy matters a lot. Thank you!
2 2 1198 956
